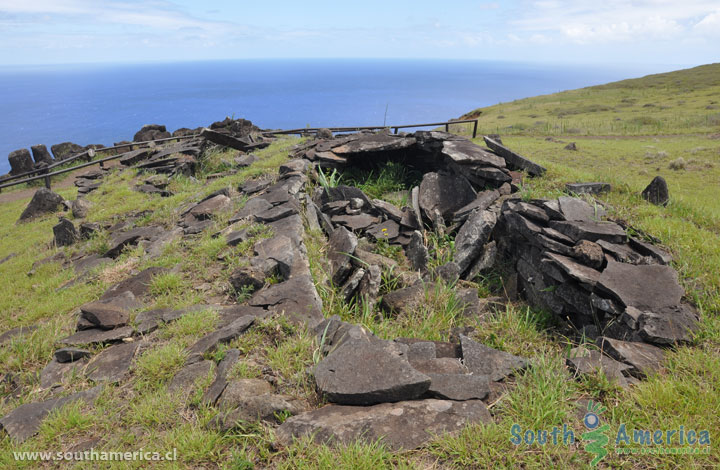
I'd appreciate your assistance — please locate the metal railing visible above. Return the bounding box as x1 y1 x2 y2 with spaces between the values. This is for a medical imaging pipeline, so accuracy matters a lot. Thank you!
1 117 480 193
263 118 480 138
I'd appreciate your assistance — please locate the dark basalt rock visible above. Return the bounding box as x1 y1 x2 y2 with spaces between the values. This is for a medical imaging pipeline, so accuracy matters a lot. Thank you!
566 182 611 195
327 227 358 286
7 149 34 176
460 335 529 382
549 220 627 244
53 218 79 247
454 209 497 275
51 142 85 161
406 231 428 272
441 140 506 168
249 275 323 327
641 176 669 206
596 261 684 311
314 338 431 405
168 360 213 394
58 326 134 347
101 267 169 300
186 315 255 364
54 347 91 363
18 188 65 221
30 144 54 165
202 349 241 405
85 342 139 383
133 124 171 142
566 347 632 387
0 386 102 442
596 337 665 378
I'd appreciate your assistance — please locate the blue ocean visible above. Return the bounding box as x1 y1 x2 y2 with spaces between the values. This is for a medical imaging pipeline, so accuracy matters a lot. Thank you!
0 59 656 174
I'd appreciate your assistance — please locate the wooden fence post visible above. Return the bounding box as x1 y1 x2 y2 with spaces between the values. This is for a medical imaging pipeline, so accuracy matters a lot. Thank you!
472 120 478 139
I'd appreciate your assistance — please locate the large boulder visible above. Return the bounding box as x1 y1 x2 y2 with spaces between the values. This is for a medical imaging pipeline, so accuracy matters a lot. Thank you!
133 124 171 142
18 188 65 221
50 142 84 161
641 176 669 206
30 145 54 165
53 218 79 247
8 149 34 175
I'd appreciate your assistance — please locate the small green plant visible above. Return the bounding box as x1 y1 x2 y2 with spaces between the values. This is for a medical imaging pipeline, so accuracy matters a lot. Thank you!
317 167 342 191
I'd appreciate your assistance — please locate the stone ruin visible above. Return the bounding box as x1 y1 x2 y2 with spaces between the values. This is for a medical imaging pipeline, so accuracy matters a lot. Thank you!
1 119 699 450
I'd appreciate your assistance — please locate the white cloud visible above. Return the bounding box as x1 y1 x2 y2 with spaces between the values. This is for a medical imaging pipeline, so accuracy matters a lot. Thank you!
512 1 720 44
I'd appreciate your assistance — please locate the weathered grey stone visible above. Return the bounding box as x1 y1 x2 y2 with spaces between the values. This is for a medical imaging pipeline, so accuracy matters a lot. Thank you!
515 202 550 223
332 133 416 155
254 234 297 279
340 268 365 302
328 227 358 286
58 326 134 347
372 199 404 222
460 335 528 382
572 240 604 269
543 252 602 287
331 214 380 231
101 267 168 300
30 144 53 165
202 349 241 405
79 298 132 330
168 360 213 393
418 172 476 222
314 339 430 405
86 342 139 383
255 202 299 223
51 142 85 161
566 347 631 387
249 275 323 327
636 305 698 345
454 210 497 274
366 220 400 241
213 394 304 428
427 374 490 401
276 398 492 451
188 194 232 220
0 386 101 442
465 241 497 280
186 316 255 363
0 325 38 345
71 198 92 218
483 136 546 176
104 226 163 258
549 220 627 244
596 261 683 311
134 124 171 141
357 265 382 304
629 238 672 265
53 218 79 247
381 282 427 315
558 196 604 222
566 183 611 195
452 190 500 224
18 188 64 221
217 379 273 408
240 177 272 195
442 140 506 168
641 176 669 206
54 347 91 363
8 148 34 175
429 262 460 284
40 358 88 388
406 231 428 272
596 337 665 378
229 266 266 294
231 197 273 222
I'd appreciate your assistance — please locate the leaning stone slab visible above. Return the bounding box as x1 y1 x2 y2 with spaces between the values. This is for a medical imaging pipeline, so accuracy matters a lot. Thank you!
314 338 430 405
186 315 255 363
426 374 491 401
101 267 168 300
327 227 358 286
442 140 506 168
454 209 497 274
543 252 603 287
418 172 476 222
483 136 546 176
460 335 528 382
0 386 102 442
203 349 241 405
549 220 627 244
276 398 492 451
86 342 139 383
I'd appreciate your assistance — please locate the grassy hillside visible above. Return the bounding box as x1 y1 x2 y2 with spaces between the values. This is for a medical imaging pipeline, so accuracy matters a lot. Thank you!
0 64 718 469
457 63 720 136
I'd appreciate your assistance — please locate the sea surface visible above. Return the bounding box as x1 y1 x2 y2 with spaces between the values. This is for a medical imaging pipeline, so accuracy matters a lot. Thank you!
0 59 658 174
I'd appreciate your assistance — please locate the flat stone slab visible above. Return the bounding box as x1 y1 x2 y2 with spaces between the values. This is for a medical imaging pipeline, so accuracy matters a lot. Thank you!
441 140 506 168
40 358 88 388
549 220 626 244
186 315 255 363
565 183 611 195
596 337 665 378
276 398 492 451
249 275 323 327
314 339 431 405
54 347 91 363
596 261 684 310
331 214 380 231
460 335 528 382
483 136 546 176
168 360 214 393
0 386 102 442
101 267 168 300
381 283 427 315
58 326 134 346
427 374 491 401
86 342 139 383
213 394 305 428
558 196 605 222
217 379 273 409
543 252 603 287
203 349 241 405
331 134 416 155
566 348 631 387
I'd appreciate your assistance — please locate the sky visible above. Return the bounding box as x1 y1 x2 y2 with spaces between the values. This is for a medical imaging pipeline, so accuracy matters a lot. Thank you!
0 0 718 67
